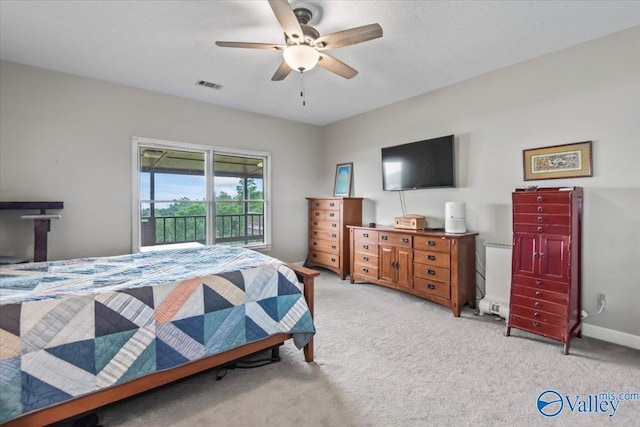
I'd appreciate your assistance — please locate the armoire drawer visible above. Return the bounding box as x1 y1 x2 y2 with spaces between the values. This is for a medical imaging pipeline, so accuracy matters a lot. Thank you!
509 314 565 341
510 284 568 306
513 204 570 214
512 192 571 205
512 275 569 295
513 223 571 235
510 294 567 316
509 305 567 328
513 213 571 226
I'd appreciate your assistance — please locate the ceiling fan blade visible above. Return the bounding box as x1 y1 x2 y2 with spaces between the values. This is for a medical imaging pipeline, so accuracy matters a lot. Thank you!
271 62 293 81
268 0 304 42
315 23 383 50
215 41 283 50
317 53 358 79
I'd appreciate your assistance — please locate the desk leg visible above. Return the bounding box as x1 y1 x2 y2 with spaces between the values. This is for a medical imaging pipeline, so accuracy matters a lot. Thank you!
33 219 50 262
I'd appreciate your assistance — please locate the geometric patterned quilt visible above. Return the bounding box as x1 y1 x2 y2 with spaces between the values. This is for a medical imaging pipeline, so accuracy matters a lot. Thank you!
0 246 315 423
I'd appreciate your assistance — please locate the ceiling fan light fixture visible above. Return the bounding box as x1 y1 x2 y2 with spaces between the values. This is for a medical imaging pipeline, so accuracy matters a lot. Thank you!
283 44 319 72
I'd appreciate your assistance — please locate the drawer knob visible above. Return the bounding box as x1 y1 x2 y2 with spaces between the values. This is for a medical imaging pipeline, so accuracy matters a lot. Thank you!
313 242 317 246
314 202 320 207
313 221 318 226
427 284 435 290
534 252 540 258
312 254 317 258
535 280 542 285
533 321 540 327
331 258 336 262
332 224 337 228
363 268 369 273
363 256 369 261
428 240 436 246
332 233 337 238
427 255 436 261
535 291 542 297
537 216 543 223
330 213 335 217
534 312 541 318
363 245 369 249
313 231 317 236
315 212 320 216
381 235 388 240
537 206 543 212
331 245 336 249
537 196 543 202
363 233 369 238
330 202 335 207
534 302 541 308
427 269 436 275
537 226 543 233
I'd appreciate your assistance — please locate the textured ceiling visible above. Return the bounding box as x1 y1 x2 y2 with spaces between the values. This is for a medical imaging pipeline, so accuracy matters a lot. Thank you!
1 1 640 126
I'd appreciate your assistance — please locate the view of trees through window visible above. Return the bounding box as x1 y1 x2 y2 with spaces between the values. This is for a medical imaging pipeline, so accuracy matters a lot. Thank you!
139 146 266 248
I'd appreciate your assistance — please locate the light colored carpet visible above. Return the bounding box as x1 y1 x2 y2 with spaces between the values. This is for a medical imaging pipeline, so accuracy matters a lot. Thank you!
94 271 640 427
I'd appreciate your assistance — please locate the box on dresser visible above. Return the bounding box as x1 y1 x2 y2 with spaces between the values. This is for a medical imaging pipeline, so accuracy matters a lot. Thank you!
349 225 477 317
307 197 362 280
505 187 582 355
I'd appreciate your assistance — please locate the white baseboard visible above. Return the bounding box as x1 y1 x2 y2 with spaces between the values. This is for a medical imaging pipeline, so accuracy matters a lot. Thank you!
582 323 640 351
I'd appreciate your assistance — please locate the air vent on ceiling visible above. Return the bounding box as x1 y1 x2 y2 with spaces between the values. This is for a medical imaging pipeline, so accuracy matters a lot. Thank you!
196 80 223 90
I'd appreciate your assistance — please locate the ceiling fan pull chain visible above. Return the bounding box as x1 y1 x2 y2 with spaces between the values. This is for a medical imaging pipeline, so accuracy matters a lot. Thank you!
300 72 307 106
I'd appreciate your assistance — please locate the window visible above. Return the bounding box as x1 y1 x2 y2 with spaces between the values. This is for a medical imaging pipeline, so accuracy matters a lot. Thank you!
132 137 270 252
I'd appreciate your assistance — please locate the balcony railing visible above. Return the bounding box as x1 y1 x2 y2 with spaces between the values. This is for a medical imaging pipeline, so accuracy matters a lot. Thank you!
141 213 263 246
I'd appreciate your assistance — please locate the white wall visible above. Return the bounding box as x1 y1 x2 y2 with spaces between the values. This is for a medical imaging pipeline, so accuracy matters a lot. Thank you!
321 27 640 341
0 61 323 262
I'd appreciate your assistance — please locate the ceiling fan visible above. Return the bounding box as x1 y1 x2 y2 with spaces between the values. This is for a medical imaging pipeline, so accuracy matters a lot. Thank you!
216 0 383 81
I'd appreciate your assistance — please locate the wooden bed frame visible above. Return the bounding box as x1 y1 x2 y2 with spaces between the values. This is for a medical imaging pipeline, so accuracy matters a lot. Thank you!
1 264 318 427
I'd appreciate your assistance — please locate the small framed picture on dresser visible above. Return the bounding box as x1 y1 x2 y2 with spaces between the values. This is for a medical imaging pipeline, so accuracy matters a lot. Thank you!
334 162 353 197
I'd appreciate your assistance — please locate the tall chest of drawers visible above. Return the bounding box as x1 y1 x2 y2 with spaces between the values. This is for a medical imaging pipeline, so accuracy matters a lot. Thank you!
506 187 583 354
306 197 362 280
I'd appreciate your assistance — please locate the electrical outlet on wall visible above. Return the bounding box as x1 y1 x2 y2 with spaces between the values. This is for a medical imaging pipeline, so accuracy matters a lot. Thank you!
598 293 607 311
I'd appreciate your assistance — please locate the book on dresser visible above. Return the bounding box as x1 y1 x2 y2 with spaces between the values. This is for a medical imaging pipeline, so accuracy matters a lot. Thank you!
307 197 363 280
505 187 583 355
348 225 477 317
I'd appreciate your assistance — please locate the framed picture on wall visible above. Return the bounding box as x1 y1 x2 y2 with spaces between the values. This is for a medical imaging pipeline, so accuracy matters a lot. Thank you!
334 163 353 197
523 141 593 181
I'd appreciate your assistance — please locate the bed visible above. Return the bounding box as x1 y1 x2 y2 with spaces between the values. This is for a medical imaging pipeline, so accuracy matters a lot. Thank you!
0 245 317 426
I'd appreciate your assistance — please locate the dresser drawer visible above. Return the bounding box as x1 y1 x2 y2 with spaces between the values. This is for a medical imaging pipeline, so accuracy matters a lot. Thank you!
413 277 450 299
509 314 565 341
510 294 567 317
511 284 568 305
510 305 566 327
310 209 340 221
309 250 340 268
513 204 570 214
413 250 450 268
378 232 412 248
513 223 571 235
309 239 339 254
353 252 378 266
353 229 378 243
513 192 571 205
353 241 378 256
513 213 571 226
414 236 451 253
353 263 378 281
310 219 340 231
310 229 339 241
413 264 450 283
512 275 568 294
309 199 341 210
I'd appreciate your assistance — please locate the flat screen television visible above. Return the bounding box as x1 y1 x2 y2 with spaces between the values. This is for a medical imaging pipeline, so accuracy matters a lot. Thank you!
381 135 455 191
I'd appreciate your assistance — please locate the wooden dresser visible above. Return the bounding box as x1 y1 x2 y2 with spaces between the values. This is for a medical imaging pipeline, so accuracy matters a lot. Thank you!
306 197 362 279
349 225 477 317
506 187 583 354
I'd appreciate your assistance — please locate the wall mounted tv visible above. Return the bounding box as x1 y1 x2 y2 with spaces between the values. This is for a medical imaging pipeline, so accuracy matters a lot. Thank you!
381 134 455 191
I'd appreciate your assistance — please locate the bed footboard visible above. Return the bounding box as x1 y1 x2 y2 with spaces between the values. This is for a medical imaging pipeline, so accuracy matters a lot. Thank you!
286 263 319 362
